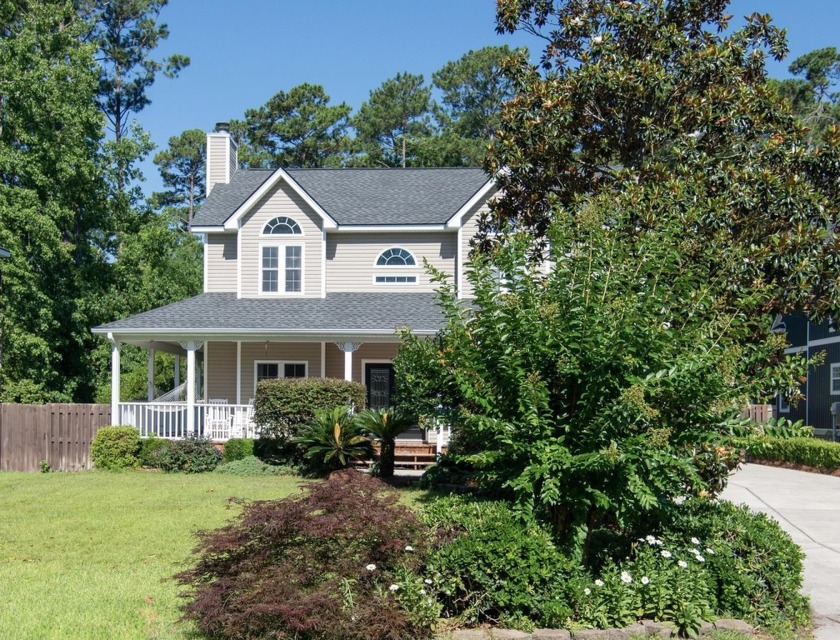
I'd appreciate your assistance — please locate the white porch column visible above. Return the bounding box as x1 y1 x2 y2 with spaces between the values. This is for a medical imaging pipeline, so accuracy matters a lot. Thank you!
320 342 326 378
109 337 121 425
236 341 242 404
147 348 156 401
174 354 180 388
184 341 197 436
335 342 362 382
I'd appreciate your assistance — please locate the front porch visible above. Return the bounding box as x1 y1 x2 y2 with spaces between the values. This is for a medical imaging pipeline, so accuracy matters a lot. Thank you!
92 292 449 445
115 399 451 450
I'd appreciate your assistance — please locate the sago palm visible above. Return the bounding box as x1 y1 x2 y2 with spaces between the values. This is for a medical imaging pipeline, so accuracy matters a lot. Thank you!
293 406 372 473
356 408 414 478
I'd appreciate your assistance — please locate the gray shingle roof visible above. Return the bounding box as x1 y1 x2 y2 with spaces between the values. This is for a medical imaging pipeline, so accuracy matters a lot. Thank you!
193 170 273 227
192 167 491 227
287 168 489 225
93 293 444 336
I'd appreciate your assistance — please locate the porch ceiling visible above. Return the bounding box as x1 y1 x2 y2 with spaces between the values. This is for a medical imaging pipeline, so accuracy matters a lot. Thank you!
92 292 445 343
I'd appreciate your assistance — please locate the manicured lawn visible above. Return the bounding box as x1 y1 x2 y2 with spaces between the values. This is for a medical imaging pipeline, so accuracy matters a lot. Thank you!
0 471 302 639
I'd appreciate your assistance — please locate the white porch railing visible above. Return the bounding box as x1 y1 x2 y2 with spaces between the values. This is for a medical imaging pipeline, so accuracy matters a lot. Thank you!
118 402 257 441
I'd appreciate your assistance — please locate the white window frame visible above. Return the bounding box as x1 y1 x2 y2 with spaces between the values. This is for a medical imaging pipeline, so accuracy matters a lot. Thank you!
253 360 309 393
259 242 305 296
373 247 419 286
831 363 840 395
777 393 790 414
374 247 416 267
372 274 418 285
261 216 303 237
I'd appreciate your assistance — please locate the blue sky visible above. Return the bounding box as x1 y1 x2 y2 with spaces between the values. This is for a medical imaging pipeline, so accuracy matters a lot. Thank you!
136 0 840 195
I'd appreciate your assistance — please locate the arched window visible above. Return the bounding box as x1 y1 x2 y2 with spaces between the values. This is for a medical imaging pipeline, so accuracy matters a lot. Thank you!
376 247 415 266
263 216 302 235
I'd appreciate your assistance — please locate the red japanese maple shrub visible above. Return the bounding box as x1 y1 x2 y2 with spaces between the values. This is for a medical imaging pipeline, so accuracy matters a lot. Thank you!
175 469 431 640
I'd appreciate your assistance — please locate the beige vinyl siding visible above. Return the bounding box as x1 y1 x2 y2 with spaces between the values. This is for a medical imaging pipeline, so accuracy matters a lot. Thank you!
324 342 399 386
241 342 323 397
240 180 323 298
206 342 237 403
206 134 229 194
326 232 456 293
205 234 237 292
458 196 494 298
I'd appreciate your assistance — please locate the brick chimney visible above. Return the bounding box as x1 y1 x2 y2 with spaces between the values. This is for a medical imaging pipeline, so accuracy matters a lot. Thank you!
206 122 238 195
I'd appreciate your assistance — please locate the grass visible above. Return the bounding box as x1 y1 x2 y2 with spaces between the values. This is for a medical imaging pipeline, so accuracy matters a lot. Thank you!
0 470 302 640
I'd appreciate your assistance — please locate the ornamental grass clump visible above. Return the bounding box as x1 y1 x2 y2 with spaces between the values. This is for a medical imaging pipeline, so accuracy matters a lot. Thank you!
176 470 433 640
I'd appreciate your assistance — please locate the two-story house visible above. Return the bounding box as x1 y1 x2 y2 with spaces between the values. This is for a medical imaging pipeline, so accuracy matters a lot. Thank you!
92 123 497 440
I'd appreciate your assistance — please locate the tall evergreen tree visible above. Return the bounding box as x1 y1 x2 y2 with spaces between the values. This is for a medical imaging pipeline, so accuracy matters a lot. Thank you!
772 47 840 145
351 72 433 167
151 128 206 228
431 46 517 165
235 84 350 169
0 0 110 401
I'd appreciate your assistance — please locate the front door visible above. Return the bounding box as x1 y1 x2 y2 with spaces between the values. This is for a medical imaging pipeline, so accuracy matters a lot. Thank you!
365 363 394 409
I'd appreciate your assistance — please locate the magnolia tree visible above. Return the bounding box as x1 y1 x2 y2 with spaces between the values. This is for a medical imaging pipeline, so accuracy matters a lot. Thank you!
395 0 840 560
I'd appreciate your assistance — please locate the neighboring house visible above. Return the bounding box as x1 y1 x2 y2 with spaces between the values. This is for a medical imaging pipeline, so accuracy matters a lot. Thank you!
774 313 840 437
93 123 497 441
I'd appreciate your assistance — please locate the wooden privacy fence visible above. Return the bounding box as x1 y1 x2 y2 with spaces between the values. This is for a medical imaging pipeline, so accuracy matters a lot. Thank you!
0 404 111 472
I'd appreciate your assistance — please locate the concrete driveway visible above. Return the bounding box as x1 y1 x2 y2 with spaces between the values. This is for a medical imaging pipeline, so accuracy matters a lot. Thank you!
721 464 840 640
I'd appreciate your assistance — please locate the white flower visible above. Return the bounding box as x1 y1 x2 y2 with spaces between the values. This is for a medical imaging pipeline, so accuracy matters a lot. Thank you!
570 17 583 26
591 35 603 44
661 550 672 558
594 579 605 587
673 496 686 505
691 537 700 545
641 576 650 585
689 548 699 555
706 547 715 555
405 545 414 552
620 571 633 584
584 587 591 595
645 535 658 545
662 322 671 329
424 578 433 585
678 560 688 569
366 564 377 572
695 554 705 563
389 584 400 592
420 589 426 595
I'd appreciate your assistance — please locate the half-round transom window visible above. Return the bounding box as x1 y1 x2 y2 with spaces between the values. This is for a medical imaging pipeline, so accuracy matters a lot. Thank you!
376 248 416 266
263 216 302 235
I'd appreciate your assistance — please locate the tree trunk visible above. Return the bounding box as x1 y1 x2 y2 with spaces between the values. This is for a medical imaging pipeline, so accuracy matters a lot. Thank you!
379 439 395 478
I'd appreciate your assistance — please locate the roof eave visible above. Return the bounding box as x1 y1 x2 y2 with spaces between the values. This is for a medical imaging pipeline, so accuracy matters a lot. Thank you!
445 177 499 229
222 168 338 231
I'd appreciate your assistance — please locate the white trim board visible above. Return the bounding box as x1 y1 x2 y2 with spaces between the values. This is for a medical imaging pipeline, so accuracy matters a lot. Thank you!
223 169 337 231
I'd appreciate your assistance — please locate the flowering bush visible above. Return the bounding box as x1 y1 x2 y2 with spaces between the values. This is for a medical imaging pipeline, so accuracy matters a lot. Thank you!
420 496 581 629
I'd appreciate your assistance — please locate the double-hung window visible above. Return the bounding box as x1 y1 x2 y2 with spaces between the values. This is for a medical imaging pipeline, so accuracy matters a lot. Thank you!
254 361 308 393
831 363 840 395
261 216 303 294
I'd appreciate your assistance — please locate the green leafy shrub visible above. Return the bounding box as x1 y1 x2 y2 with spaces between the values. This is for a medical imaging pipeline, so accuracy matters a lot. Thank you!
138 436 169 468
253 377 366 443
158 436 221 473
750 436 840 470
213 455 297 477
420 496 580 628
176 470 432 639
90 426 140 470
222 437 254 463
662 499 810 630
293 406 373 475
